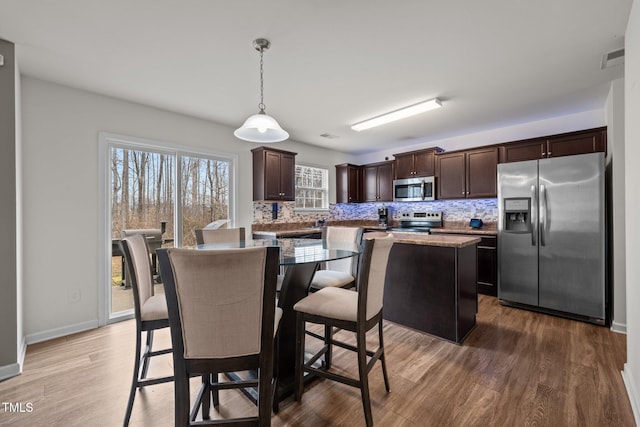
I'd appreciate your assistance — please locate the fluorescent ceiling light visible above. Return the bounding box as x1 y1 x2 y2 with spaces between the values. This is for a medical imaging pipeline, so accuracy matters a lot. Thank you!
351 98 442 132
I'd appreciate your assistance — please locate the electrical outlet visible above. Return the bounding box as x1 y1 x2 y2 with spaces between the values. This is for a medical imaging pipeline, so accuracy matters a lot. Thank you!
68 288 81 303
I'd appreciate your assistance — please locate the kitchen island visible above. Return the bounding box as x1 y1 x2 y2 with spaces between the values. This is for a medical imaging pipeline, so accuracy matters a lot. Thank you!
368 231 480 344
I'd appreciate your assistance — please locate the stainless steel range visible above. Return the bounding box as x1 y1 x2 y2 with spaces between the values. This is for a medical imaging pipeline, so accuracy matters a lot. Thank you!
388 211 442 233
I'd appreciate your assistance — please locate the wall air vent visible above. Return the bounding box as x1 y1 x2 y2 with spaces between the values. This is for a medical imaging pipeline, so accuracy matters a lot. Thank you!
601 48 625 69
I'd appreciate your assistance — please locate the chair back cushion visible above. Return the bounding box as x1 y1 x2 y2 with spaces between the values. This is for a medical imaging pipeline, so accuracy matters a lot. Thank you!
361 235 394 320
324 226 362 274
165 246 267 359
122 234 155 306
195 227 245 245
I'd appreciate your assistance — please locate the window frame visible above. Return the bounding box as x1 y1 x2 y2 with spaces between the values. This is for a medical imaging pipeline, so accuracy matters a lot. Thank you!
294 163 330 212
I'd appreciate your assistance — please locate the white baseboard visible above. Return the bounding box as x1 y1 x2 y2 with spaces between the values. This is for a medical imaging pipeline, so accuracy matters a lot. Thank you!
622 363 640 426
18 335 26 371
25 319 99 345
611 321 627 334
0 363 20 381
0 336 28 381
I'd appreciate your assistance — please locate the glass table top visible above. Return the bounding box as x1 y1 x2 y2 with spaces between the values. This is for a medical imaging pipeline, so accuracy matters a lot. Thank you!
196 238 359 266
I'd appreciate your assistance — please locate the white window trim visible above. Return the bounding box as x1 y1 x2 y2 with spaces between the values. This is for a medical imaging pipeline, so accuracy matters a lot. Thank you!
97 132 238 326
294 163 330 212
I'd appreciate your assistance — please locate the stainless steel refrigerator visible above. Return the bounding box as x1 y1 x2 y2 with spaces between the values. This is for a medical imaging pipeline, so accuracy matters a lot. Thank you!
497 152 606 324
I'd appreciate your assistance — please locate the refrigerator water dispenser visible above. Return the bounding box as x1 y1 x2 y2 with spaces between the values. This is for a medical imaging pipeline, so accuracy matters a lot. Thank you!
503 198 531 233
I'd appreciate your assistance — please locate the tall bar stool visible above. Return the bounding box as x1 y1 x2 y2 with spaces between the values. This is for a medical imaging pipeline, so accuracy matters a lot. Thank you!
120 234 173 427
294 235 394 427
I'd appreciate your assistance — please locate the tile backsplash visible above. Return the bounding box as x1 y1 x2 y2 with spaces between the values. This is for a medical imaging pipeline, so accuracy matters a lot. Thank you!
253 199 498 224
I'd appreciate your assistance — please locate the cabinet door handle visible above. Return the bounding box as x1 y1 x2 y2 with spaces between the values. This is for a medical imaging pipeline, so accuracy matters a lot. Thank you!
547 151 552 157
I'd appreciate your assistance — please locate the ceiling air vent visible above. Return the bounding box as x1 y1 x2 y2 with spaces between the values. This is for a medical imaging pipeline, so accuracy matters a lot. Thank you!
601 48 625 69
320 133 339 139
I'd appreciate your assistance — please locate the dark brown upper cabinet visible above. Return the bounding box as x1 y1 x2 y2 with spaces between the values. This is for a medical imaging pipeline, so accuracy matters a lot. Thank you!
335 163 362 203
499 127 606 163
363 161 394 202
251 146 297 201
394 147 443 179
436 147 498 199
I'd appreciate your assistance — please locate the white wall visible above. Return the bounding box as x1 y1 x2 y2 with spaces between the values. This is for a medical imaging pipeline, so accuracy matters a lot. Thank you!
623 0 640 422
606 78 627 333
353 109 605 165
20 77 350 339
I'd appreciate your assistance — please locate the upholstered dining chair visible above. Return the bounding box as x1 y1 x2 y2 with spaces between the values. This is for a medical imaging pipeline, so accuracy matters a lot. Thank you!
294 235 394 427
157 245 280 426
120 234 173 427
309 226 363 291
194 225 285 296
194 227 246 245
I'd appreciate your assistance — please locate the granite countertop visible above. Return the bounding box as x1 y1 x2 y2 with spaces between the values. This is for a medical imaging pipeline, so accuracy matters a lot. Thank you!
430 221 497 236
252 227 322 237
365 231 480 248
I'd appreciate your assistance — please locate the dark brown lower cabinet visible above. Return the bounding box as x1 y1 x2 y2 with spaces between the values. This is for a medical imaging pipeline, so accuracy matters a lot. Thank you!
476 236 497 296
383 242 477 344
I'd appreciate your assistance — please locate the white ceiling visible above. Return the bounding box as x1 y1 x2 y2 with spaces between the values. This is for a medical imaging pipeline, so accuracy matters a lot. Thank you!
0 1 632 154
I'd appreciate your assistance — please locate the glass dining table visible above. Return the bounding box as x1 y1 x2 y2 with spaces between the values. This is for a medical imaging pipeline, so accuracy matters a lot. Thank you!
194 238 360 408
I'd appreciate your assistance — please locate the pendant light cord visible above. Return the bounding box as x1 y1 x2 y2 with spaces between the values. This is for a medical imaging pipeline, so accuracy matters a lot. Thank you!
258 47 265 113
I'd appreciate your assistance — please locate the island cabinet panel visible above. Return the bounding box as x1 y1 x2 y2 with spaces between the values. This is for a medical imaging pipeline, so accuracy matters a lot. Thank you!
335 163 362 203
252 146 296 201
383 243 477 344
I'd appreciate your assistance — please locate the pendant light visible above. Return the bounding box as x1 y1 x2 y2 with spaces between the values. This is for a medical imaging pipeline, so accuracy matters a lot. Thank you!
234 38 289 143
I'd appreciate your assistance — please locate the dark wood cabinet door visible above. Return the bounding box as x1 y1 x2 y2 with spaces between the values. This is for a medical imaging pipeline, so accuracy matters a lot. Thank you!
477 236 497 296
466 147 498 198
363 165 379 202
547 128 606 158
395 150 436 179
501 138 546 163
437 152 466 199
394 154 414 179
279 152 296 201
251 146 297 201
377 161 394 201
348 166 362 202
335 164 361 203
264 150 283 200
414 150 435 177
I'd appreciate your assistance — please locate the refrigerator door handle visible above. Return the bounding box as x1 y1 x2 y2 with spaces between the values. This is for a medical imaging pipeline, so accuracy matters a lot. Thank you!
530 184 537 246
540 184 547 246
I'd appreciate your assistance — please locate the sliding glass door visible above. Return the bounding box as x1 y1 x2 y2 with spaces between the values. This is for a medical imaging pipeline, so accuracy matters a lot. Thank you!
100 134 236 323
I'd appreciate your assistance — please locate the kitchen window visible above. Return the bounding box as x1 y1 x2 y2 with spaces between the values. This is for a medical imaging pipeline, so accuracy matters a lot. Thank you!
295 164 328 210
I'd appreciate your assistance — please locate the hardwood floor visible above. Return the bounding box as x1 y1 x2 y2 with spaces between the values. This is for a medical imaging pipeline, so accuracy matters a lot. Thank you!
0 296 633 426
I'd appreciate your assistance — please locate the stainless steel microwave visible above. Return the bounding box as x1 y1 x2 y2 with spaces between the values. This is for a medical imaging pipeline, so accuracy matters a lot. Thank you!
393 177 435 202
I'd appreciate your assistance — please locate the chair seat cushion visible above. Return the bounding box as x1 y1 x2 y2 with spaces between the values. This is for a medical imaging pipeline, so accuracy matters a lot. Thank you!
141 294 169 321
310 270 355 289
294 287 357 322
